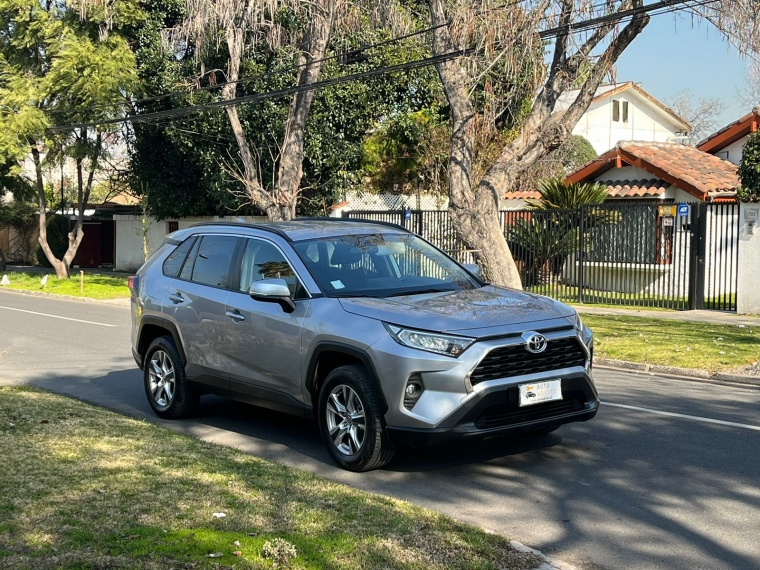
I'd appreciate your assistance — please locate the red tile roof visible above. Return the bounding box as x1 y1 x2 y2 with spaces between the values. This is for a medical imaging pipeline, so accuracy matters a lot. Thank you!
566 142 738 202
601 179 668 198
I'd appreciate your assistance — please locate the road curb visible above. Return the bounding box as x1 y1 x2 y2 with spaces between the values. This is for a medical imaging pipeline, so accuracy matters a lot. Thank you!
596 358 760 386
0 287 130 307
509 540 578 570
481 528 578 570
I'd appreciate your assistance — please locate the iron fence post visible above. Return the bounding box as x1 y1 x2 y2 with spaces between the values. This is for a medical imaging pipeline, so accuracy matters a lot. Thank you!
578 205 585 304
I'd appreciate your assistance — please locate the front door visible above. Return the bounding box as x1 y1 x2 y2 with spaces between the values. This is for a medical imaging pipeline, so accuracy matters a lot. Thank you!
224 237 309 411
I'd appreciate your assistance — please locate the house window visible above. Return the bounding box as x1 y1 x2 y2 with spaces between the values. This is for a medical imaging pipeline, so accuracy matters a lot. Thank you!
612 100 629 123
167 221 179 233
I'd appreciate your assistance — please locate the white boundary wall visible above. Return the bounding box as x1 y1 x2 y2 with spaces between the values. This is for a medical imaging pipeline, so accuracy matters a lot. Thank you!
738 203 760 314
113 215 267 272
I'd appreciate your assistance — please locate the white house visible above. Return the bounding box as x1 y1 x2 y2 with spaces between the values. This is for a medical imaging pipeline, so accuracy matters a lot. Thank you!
554 82 691 155
697 107 760 165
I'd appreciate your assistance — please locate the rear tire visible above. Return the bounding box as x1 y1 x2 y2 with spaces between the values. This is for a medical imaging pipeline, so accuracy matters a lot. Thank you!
143 336 199 419
317 365 395 472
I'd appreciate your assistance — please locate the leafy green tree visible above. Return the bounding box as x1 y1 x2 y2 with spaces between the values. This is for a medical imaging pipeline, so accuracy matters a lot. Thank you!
0 0 141 277
738 130 760 203
129 2 441 219
361 108 449 198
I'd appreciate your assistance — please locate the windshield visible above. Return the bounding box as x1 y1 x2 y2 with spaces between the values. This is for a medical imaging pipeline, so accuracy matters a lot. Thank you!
292 233 480 298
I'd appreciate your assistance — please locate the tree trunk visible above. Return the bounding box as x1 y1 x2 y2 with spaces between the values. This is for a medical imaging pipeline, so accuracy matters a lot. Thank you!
32 147 69 278
221 1 335 221
428 0 522 288
222 28 276 215
274 0 335 220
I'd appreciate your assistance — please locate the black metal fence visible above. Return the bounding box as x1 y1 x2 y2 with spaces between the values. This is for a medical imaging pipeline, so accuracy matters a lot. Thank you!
345 202 740 311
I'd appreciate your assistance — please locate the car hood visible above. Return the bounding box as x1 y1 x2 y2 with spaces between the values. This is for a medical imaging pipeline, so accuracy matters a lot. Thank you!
338 286 575 334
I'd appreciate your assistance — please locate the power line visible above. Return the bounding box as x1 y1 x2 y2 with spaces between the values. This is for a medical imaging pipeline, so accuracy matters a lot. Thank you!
46 22 450 118
47 50 469 133
47 0 709 134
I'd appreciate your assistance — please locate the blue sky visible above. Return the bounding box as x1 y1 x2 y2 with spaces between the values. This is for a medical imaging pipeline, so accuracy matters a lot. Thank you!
615 12 751 124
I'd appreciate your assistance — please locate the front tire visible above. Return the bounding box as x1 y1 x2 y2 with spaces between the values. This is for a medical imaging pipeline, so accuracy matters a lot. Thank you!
143 336 199 419
317 365 395 472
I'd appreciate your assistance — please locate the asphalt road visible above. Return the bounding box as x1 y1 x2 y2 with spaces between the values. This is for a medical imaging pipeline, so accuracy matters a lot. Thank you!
1 289 759 570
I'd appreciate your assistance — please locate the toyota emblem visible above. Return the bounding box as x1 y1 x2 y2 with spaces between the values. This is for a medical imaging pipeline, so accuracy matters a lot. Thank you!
522 332 548 354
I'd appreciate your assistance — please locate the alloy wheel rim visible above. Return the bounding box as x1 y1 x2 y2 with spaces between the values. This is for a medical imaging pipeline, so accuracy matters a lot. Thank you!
148 350 175 408
325 384 366 456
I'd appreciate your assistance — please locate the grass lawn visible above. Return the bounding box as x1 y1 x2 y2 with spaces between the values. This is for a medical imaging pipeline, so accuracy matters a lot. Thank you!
0 386 539 570
0 272 128 300
583 314 760 374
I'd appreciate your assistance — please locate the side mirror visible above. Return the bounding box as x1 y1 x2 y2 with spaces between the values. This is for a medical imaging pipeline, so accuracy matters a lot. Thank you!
249 278 296 313
462 263 482 279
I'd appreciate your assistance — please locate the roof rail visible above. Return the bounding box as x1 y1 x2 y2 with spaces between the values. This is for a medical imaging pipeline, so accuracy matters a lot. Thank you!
295 216 411 233
189 221 293 242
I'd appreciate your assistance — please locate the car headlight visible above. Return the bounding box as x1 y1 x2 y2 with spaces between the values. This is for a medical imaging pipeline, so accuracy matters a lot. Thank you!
575 312 593 346
383 324 474 357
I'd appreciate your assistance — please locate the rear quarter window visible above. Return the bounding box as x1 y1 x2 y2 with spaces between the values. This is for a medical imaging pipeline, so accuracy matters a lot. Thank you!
162 237 196 278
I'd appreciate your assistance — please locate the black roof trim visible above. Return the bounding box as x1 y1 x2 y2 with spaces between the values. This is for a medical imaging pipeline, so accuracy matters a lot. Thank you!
295 216 411 233
188 221 293 242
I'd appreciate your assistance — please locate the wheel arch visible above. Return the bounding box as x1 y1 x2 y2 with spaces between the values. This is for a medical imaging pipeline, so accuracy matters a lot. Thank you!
305 342 388 414
137 316 187 369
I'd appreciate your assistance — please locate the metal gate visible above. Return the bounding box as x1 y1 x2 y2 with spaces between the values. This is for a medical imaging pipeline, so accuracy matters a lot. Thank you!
345 203 740 311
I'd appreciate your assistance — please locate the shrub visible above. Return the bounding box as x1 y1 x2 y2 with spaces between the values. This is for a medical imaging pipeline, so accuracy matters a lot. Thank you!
738 130 760 203
36 215 70 267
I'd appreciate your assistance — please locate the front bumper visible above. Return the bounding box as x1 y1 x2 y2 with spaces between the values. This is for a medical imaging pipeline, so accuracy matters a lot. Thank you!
387 372 598 446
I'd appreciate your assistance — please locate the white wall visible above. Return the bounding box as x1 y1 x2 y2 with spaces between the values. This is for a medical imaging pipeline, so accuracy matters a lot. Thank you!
114 215 268 272
716 136 748 166
500 199 529 210
573 90 684 154
738 203 760 314
114 215 172 272
597 166 652 182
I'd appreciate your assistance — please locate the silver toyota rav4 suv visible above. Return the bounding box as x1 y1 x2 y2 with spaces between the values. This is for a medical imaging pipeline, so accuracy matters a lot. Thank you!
130 219 598 471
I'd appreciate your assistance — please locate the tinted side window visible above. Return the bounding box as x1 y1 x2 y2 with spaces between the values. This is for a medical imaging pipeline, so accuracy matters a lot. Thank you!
179 237 201 281
191 236 238 288
162 237 196 278
239 239 306 299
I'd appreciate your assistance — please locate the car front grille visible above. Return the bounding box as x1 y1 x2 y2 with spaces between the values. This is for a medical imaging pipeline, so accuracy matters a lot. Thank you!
470 337 587 385
475 390 587 430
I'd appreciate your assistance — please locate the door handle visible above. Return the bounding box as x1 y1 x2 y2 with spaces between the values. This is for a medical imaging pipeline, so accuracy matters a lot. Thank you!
168 292 184 304
225 309 245 322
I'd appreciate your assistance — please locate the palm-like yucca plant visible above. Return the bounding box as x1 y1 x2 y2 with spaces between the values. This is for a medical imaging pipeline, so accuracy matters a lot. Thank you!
509 178 614 286
526 178 609 210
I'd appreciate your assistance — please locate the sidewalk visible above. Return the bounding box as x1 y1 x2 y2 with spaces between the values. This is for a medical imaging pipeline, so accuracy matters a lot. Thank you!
574 305 760 327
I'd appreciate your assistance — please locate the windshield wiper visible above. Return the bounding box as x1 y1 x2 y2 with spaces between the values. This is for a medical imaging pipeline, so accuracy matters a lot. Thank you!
386 288 454 297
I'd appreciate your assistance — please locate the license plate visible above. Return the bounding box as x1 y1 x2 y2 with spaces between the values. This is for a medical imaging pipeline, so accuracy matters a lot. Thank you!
519 380 562 407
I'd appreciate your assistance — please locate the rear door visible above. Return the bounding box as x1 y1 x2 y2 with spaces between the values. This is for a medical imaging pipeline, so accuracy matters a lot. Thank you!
164 234 240 394
224 237 310 411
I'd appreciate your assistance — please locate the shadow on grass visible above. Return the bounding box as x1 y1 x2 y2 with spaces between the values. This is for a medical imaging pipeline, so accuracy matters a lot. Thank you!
0 386 540 570
11 366 760 570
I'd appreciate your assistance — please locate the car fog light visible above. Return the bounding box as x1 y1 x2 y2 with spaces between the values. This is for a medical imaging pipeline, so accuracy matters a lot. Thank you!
403 374 424 410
